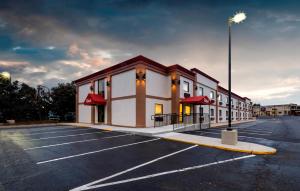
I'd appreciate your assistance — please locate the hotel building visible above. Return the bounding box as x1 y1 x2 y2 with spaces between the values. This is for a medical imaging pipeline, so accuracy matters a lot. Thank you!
74 55 253 128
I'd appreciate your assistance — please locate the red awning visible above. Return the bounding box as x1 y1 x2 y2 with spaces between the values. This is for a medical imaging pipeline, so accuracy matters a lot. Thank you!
84 93 106 105
180 96 212 105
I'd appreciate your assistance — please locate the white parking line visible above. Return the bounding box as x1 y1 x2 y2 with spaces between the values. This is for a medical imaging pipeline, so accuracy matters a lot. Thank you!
198 129 270 136
71 154 256 190
22 128 94 136
24 132 107 141
24 134 131 150
196 132 270 140
238 130 272 134
4 126 76 134
37 138 160 165
70 145 198 191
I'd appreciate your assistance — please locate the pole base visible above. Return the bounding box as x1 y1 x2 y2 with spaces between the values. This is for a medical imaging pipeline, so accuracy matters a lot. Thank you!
221 129 238 145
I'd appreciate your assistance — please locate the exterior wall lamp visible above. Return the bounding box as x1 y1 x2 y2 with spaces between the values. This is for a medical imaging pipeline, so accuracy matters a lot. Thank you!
171 79 180 86
106 81 111 87
195 85 198 90
90 85 94 92
136 71 146 81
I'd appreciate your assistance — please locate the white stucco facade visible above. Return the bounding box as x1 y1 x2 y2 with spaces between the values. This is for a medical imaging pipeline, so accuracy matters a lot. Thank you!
146 69 171 98
112 69 136 98
111 98 136 126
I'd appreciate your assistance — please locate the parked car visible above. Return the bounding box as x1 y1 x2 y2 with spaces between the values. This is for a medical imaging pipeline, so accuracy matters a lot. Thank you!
48 112 60 121
64 112 75 121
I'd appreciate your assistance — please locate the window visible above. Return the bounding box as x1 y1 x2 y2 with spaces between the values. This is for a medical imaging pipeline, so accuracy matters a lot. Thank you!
218 94 222 101
210 108 214 116
155 104 163 115
226 97 229 104
199 107 203 115
185 105 191 115
210 91 215 99
226 111 228 116
198 87 203 96
183 81 189 92
219 110 222 116
98 79 105 96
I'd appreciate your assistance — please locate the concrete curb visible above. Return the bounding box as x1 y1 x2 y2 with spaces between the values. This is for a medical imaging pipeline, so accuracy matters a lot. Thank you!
163 137 276 155
160 135 277 155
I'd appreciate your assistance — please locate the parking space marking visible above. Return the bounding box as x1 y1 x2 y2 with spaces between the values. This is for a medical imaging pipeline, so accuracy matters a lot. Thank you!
238 130 272 134
21 128 94 136
194 131 270 140
6 126 77 133
72 154 256 190
37 138 160 165
71 145 198 191
23 131 108 141
198 129 270 136
24 134 131 150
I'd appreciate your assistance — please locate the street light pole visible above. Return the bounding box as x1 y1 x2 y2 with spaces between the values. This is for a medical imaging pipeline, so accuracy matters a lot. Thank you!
228 20 232 131
226 12 246 131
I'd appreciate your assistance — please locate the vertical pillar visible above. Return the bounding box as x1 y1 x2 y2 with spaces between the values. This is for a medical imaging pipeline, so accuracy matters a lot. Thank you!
76 85 79 123
171 72 180 114
216 90 218 123
106 75 112 125
136 65 146 127
91 81 95 124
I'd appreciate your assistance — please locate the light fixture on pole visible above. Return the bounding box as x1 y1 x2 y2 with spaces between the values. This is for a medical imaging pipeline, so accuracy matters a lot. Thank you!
221 11 247 146
227 11 246 131
0 71 11 83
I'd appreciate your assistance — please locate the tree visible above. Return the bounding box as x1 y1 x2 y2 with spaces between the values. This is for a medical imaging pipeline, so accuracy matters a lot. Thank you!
50 83 76 118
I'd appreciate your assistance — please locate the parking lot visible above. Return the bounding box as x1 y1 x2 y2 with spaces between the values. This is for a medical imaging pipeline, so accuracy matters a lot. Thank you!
1 116 300 191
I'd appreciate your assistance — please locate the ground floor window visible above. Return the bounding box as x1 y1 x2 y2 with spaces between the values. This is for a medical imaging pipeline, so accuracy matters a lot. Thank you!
155 104 163 115
185 105 191 115
210 108 214 116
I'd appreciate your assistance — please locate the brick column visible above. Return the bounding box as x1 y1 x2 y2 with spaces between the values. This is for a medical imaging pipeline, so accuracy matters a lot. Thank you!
106 76 112 125
136 65 146 127
171 72 180 114
76 85 79 123
91 81 95 124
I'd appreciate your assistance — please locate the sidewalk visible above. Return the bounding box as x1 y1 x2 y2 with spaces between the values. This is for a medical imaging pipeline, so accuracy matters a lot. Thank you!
63 119 256 136
63 120 276 155
157 132 276 155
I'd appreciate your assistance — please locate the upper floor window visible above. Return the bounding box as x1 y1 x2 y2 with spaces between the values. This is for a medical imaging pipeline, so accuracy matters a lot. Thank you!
198 87 203 96
183 81 189 92
218 94 222 101
210 91 215 99
98 79 105 96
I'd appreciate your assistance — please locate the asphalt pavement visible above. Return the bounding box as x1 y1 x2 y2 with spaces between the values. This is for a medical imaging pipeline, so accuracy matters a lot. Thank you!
0 116 299 191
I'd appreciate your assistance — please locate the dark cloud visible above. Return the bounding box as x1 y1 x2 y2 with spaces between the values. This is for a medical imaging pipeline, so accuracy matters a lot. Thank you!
0 0 299 104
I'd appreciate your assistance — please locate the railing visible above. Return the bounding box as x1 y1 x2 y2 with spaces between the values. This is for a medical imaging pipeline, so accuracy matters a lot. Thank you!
151 113 210 131
173 113 210 131
151 113 178 128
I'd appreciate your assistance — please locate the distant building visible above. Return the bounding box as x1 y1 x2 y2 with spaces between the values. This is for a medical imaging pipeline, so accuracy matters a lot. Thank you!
253 103 300 117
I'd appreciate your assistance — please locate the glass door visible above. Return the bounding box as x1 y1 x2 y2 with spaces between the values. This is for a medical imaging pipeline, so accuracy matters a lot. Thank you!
98 105 105 123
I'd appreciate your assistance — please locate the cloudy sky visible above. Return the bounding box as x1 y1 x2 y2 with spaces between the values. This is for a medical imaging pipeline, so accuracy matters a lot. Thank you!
0 0 299 105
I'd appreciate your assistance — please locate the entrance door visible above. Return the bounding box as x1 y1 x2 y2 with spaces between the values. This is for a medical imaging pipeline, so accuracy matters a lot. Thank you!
98 105 105 123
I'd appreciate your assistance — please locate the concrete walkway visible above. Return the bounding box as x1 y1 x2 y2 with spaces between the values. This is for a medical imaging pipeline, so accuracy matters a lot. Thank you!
62 119 256 136
157 132 276 155
62 121 276 155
